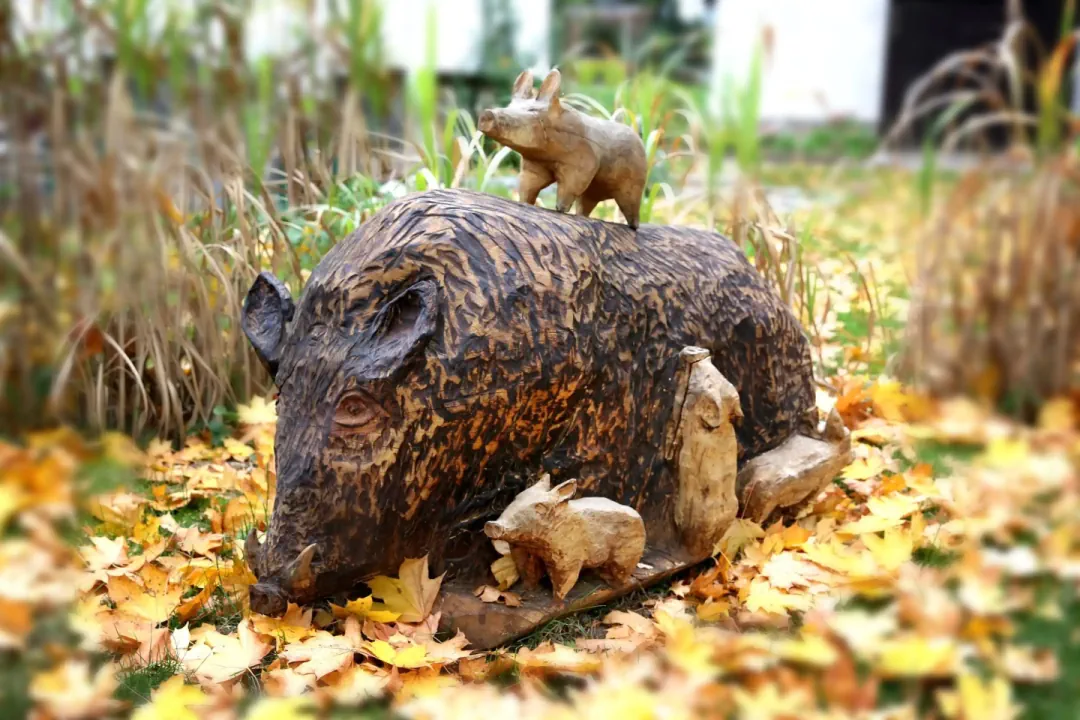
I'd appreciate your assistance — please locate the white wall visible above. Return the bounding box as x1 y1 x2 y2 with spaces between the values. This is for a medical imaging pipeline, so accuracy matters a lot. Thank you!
383 0 551 75
710 0 890 125
14 0 551 77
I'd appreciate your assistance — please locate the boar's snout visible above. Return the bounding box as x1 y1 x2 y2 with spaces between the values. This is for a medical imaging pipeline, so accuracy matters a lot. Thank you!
478 110 496 134
249 581 288 617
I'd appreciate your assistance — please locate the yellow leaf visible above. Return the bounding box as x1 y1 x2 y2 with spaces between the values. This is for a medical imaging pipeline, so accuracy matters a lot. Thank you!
367 639 430 669
774 631 839 667
131 675 208 720
875 635 958 678
842 455 886 481
743 576 813 615
366 555 445 624
937 671 1020 720
863 526 914 572
837 493 921 535
490 554 519 590
179 619 272 684
30 660 123 717
280 630 358 679
1038 398 1076 432
331 595 401 624
695 599 730 622
253 603 316 647
238 396 278 426
713 518 765 558
733 682 812 720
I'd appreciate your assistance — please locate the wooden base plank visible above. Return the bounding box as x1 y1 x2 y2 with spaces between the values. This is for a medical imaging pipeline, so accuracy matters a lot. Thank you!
436 545 701 650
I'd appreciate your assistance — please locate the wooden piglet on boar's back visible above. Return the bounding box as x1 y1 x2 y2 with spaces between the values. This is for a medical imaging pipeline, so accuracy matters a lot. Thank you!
478 69 647 228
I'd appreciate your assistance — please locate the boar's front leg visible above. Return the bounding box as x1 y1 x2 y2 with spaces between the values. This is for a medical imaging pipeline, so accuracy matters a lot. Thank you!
518 160 554 205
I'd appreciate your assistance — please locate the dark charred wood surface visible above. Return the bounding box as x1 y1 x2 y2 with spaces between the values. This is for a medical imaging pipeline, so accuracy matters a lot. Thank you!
257 188 817 610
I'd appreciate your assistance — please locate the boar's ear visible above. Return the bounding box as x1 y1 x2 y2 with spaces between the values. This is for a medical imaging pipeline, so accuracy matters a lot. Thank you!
511 69 535 100
550 479 577 504
537 68 562 105
372 278 439 365
242 271 295 381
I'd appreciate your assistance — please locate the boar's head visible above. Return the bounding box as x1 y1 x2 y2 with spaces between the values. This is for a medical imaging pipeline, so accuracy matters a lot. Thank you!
478 69 565 157
483 475 578 546
240 269 440 616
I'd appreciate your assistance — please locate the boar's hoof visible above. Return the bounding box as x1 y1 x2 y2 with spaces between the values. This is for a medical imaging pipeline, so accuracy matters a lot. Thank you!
249 582 289 617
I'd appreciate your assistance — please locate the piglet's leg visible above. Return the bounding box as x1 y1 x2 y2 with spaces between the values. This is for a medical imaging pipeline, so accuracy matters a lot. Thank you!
554 164 595 214
519 161 554 205
736 409 853 523
547 560 582 602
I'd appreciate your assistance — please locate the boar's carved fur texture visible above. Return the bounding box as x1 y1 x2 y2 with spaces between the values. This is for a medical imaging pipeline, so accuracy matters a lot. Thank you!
241 188 820 619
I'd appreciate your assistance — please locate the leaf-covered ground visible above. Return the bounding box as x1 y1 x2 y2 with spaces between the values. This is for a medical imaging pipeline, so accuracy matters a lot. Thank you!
4 171 1080 719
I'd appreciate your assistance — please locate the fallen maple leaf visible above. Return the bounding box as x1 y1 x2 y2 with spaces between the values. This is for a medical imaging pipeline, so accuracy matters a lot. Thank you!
237 396 278 426
253 603 316 647
473 584 522 607
366 638 429 669
321 664 389 704
514 642 603 675
490 553 519 590
714 518 765 559
367 555 444 623
937 671 1021 720
331 594 401 623
29 659 123 719
179 618 272 685
280 624 359 679
131 675 209 720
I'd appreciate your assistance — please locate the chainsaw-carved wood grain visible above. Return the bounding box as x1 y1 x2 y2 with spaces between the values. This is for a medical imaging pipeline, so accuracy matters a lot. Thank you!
670 347 742 558
736 408 853 523
478 69 647 228
239 187 821 618
484 474 646 601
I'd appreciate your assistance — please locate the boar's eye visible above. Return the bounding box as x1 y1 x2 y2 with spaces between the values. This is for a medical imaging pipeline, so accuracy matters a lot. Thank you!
333 391 384 429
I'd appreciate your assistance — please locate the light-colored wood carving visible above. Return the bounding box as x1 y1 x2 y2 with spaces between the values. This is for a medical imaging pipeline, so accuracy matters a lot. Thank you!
669 347 743 558
736 408 853 523
478 69 648 228
484 474 646 601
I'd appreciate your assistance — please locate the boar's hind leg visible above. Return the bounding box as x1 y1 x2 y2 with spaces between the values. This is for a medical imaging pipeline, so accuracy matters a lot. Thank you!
736 409 853 523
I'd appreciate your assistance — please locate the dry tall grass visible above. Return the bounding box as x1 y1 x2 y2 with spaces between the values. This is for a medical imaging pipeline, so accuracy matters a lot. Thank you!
891 6 1080 415
899 157 1080 416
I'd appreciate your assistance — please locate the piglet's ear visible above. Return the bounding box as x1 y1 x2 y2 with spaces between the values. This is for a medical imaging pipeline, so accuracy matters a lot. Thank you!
550 479 577 504
511 70 534 100
242 272 295 382
536 68 561 104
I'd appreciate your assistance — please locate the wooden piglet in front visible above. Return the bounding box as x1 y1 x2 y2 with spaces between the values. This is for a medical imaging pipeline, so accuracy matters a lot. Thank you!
478 69 647 228
484 475 646 601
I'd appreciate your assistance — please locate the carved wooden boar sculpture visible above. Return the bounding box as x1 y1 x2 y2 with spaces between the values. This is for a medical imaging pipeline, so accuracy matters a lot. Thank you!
484 475 646 601
478 69 647 228
240 188 826 619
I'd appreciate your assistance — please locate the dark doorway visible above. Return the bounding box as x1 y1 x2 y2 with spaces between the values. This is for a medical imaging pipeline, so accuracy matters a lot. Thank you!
879 0 1077 146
